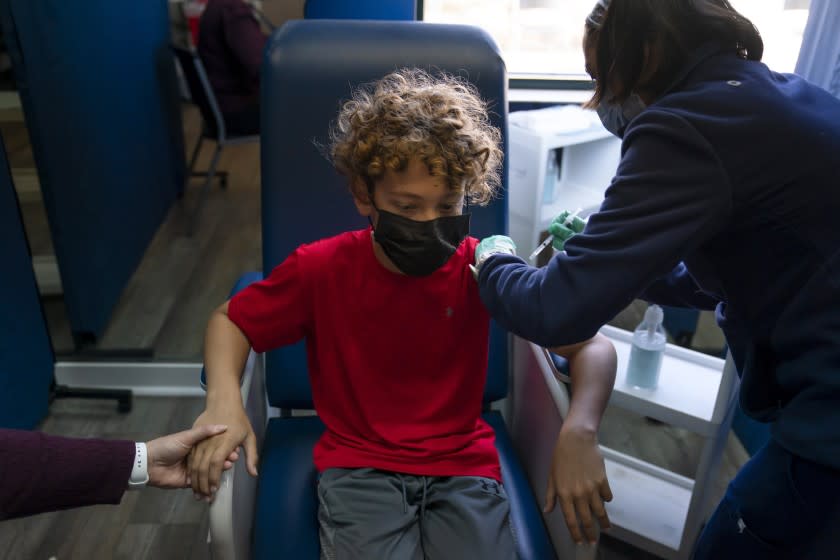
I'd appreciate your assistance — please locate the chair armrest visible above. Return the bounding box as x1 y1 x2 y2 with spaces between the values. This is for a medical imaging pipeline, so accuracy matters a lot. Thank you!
542 348 571 384
208 351 268 560
509 336 598 560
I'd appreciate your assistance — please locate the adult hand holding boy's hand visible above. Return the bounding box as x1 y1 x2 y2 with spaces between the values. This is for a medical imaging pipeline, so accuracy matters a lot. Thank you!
544 426 612 545
189 403 258 500
146 424 232 489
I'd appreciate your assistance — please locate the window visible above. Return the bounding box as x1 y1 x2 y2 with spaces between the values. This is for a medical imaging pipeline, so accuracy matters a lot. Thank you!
420 0 811 84
731 0 810 73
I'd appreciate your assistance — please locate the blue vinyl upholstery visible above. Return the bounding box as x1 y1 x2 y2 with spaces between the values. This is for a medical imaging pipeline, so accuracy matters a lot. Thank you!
230 271 264 298
485 412 556 560
253 417 324 560
304 0 416 20
242 19 552 559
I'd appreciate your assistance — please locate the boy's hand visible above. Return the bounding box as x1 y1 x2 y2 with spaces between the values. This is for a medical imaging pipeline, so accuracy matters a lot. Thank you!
471 235 517 279
548 211 586 252
544 426 612 545
146 424 236 489
189 404 259 500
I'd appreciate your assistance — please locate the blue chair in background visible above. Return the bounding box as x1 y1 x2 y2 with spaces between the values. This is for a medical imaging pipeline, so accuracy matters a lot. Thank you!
205 19 556 560
303 0 416 20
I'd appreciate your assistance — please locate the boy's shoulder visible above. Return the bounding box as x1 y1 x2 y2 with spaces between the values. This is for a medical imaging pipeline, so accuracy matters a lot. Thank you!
299 228 368 251
459 235 479 263
294 228 369 268
463 235 479 254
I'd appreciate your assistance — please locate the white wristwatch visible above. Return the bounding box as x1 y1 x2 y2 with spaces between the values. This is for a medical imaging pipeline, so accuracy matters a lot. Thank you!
128 442 149 490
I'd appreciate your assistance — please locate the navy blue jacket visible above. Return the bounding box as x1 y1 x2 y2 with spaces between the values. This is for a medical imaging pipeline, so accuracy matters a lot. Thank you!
479 44 840 469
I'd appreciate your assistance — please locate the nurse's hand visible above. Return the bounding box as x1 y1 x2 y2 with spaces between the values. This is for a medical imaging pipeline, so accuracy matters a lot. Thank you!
470 235 517 279
548 211 586 252
544 426 612 545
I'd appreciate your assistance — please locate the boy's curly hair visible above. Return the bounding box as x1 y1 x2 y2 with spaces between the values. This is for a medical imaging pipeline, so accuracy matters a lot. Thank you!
330 68 503 206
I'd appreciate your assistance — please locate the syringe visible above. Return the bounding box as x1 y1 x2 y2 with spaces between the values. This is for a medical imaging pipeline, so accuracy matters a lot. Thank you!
528 207 583 262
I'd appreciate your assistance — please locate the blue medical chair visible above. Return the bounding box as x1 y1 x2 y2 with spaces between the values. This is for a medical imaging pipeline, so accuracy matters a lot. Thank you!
205 20 555 560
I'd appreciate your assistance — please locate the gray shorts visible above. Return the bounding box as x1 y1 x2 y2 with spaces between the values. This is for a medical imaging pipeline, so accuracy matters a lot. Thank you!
317 468 517 560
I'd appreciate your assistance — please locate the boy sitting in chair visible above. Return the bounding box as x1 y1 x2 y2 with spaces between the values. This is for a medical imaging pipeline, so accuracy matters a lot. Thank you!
190 69 617 557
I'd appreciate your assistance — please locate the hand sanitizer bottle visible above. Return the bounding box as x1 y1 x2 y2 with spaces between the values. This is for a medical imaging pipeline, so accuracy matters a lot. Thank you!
626 304 666 389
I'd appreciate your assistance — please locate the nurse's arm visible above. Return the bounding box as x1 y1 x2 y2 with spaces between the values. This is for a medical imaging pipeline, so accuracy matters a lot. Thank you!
478 109 731 347
640 262 719 310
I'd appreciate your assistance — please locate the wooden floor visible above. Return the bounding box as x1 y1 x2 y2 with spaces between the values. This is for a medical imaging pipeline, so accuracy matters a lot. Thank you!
4 107 262 360
0 397 210 560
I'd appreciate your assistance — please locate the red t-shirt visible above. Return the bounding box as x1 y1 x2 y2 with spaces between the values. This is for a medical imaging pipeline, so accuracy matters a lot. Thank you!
228 228 500 480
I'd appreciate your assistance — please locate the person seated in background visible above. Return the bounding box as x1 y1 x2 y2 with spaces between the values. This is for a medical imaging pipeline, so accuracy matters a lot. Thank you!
0 424 235 520
197 0 267 136
190 69 617 557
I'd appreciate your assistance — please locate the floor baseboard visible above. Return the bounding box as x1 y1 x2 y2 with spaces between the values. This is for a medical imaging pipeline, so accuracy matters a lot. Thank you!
54 360 205 397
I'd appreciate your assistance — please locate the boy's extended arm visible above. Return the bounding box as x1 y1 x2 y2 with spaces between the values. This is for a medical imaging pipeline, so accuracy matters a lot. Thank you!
189 301 258 499
544 334 617 545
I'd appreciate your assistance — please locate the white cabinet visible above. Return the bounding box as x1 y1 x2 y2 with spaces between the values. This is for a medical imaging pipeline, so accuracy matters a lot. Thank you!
508 106 621 256
596 326 737 559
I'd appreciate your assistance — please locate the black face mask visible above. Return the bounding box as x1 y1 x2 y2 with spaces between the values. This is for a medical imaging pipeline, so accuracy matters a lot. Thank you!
372 209 470 277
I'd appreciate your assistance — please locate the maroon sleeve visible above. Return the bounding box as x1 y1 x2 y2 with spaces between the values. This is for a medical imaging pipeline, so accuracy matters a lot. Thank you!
227 248 311 353
222 0 267 83
0 429 134 520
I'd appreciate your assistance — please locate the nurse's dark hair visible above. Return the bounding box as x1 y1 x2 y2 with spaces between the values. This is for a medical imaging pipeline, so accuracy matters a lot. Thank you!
583 0 763 108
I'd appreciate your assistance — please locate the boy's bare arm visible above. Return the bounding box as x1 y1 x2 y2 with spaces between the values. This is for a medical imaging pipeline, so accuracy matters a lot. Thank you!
544 334 617 545
551 334 616 433
189 302 258 499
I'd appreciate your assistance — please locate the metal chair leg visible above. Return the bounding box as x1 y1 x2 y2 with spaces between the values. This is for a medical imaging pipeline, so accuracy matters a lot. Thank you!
187 142 222 236
187 135 204 175
179 135 204 199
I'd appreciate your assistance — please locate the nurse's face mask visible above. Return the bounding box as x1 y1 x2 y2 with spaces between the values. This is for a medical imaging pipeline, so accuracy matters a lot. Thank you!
597 88 646 139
